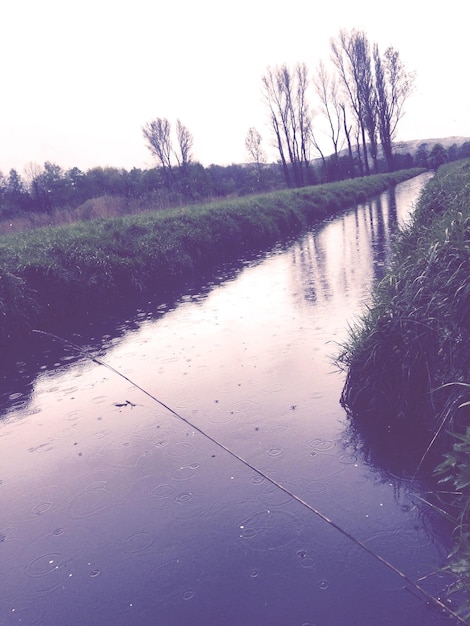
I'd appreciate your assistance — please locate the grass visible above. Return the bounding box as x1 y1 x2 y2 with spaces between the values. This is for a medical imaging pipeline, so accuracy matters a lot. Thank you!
0 169 422 345
433 422 470 621
337 160 470 430
336 159 470 620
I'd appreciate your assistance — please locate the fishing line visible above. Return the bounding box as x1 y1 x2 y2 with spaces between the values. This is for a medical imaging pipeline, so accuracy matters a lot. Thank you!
33 328 466 623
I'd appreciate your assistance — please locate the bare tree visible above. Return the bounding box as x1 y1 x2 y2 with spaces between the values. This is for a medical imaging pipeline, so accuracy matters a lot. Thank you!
309 129 327 179
295 63 313 175
356 32 378 172
374 44 414 171
245 126 265 163
175 119 193 170
331 29 377 174
340 102 354 166
261 63 313 187
142 118 173 176
313 61 343 178
245 127 266 184
262 67 291 186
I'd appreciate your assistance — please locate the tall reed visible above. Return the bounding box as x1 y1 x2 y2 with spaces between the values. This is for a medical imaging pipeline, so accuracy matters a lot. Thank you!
338 160 470 433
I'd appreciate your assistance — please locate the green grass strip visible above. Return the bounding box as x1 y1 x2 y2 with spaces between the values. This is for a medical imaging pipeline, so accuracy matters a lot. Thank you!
0 169 422 344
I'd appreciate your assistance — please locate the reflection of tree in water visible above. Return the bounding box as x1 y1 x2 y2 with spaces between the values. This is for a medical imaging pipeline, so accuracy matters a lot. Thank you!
0 254 270 418
290 230 326 304
340 409 444 479
291 187 402 305
338 415 455 605
338 411 456 586
0 294 176 418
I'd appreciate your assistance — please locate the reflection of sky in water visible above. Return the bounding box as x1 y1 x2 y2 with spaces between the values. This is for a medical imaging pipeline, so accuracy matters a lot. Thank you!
290 179 428 311
0 173 454 626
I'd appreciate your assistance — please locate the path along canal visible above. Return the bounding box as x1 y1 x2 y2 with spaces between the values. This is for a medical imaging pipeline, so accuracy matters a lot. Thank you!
0 173 460 625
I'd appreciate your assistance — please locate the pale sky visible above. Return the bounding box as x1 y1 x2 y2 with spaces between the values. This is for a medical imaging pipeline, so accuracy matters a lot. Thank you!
1 0 468 174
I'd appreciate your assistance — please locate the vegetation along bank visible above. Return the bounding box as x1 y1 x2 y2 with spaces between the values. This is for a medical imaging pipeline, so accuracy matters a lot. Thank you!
0 169 423 346
337 159 470 619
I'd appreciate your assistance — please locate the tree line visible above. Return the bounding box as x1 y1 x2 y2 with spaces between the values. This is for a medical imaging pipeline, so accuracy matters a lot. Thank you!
0 160 288 219
1 28 470 220
1 141 468 221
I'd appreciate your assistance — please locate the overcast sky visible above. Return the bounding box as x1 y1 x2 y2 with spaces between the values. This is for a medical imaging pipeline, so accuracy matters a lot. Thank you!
1 0 468 174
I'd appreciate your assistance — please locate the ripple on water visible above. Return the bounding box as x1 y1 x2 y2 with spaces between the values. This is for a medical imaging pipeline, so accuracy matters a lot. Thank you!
394 524 435 549
25 553 62 577
85 481 108 493
304 481 327 495
28 442 55 454
175 492 193 503
307 438 336 452
64 410 81 423
55 426 78 439
91 429 113 440
91 395 108 405
151 483 174 499
255 481 292 508
174 397 197 409
209 409 236 424
8 392 23 401
267 447 285 458
167 441 196 457
122 531 155 554
68 488 113 519
301 451 345 482
239 509 303 550
11 485 69 521
167 464 199 482
144 553 203 603
338 453 358 465
226 400 258 415
154 440 169 449
24 555 69 595
31 501 54 516
134 423 179 445
269 424 289 434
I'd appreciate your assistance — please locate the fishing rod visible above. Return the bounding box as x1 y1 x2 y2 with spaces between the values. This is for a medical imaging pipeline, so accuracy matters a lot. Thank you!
32 328 467 623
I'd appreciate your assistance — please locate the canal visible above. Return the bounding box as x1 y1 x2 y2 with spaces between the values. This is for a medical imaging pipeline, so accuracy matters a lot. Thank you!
0 173 457 625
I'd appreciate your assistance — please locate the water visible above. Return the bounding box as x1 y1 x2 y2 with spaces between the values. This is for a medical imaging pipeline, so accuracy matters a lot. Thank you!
0 173 459 625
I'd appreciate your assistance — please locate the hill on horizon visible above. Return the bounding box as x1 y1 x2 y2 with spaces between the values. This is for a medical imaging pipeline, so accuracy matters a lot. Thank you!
306 136 470 165
393 135 470 154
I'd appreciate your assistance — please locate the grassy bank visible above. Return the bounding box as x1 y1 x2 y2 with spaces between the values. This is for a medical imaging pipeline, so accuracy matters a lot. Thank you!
0 169 422 345
337 160 470 620
338 161 470 429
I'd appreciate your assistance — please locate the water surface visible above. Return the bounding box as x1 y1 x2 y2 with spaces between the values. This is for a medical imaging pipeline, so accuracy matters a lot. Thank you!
0 173 458 625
